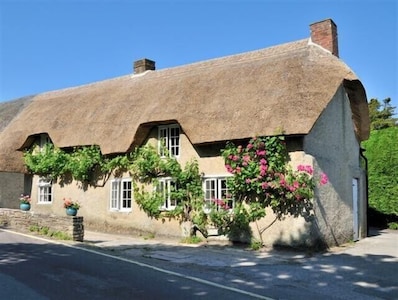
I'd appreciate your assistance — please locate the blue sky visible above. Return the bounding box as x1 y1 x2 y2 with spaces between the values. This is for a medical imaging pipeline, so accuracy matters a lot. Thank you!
1 0 397 111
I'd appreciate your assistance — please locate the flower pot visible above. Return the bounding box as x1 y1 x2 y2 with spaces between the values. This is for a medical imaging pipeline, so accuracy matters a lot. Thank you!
20 203 31 211
66 207 78 216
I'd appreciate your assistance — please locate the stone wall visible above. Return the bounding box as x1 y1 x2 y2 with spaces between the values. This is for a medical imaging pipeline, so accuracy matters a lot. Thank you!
0 208 84 242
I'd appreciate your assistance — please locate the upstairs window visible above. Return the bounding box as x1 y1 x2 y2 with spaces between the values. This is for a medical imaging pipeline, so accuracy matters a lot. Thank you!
110 178 132 212
158 125 180 157
203 177 234 212
38 177 52 204
39 134 52 152
157 177 178 210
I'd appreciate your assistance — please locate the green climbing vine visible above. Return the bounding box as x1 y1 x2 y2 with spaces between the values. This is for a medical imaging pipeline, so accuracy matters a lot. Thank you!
23 143 131 184
130 145 206 231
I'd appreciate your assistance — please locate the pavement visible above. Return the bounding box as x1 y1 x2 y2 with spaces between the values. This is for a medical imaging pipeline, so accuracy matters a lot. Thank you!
75 227 398 267
6 226 398 299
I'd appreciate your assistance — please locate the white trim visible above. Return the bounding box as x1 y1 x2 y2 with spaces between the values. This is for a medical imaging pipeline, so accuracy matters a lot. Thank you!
158 177 177 211
203 176 234 212
158 124 180 158
37 177 52 204
109 178 132 212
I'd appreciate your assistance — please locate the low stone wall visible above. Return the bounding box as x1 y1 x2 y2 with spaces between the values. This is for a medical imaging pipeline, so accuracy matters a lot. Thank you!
0 208 84 242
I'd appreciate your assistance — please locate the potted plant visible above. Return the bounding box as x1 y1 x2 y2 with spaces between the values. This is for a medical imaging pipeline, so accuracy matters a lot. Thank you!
63 198 80 216
19 194 31 211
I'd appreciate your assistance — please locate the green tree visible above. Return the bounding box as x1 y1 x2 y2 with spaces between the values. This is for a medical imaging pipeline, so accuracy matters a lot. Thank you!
368 98 397 130
362 127 398 216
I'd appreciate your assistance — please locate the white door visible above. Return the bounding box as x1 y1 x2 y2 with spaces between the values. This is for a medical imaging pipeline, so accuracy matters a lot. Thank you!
352 178 359 241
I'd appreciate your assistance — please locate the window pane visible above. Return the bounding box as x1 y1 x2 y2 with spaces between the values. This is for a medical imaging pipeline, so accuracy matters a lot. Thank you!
122 181 132 209
158 125 180 157
205 179 216 200
38 179 52 203
111 181 119 209
204 178 233 210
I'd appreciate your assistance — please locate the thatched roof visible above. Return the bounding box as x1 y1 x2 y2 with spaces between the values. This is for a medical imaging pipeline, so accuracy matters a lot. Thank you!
0 96 34 173
0 38 369 173
0 96 33 132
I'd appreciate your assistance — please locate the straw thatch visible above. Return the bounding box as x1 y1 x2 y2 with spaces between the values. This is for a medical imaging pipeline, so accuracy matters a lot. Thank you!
0 38 369 172
0 96 33 132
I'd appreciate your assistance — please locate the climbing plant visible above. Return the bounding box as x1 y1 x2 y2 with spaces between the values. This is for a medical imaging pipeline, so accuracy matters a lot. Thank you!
130 145 206 233
23 143 131 184
219 136 328 244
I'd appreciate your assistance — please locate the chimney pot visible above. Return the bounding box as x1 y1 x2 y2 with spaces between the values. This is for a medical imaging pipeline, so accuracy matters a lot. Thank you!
134 58 156 74
310 19 339 57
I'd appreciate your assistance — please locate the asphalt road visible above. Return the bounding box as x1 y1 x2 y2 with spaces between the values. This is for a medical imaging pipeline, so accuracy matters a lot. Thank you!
0 230 270 300
1 229 397 300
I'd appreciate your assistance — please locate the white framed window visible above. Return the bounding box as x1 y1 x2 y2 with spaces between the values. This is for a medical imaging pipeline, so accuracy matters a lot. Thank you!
158 125 180 157
157 177 178 210
110 178 132 212
38 177 52 204
39 134 51 152
203 177 234 212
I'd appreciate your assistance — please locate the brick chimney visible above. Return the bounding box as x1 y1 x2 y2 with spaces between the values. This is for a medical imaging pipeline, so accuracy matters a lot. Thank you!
133 58 156 74
310 19 339 57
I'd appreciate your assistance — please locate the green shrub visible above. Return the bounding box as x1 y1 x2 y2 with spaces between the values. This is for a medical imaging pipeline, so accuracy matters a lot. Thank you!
388 222 398 230
362 127 398 216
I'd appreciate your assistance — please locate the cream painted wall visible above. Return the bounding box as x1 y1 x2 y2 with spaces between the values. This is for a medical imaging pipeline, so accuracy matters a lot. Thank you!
304 85 367 246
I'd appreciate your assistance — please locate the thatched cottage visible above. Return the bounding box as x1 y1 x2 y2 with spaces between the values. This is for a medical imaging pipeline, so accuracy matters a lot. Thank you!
0 97 33 209
0 19 369 248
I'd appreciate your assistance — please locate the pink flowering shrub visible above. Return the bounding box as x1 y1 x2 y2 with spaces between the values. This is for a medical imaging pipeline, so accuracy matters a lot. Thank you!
217 136 328 239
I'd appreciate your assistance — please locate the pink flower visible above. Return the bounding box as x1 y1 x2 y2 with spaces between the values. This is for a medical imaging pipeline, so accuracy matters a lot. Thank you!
260 164 268 176
245 178 251 184
243 155 251 162
320 173 329 185
297 164 313 175
213 199 229 210
256 150 266 157
261 182 268 189
247 143 253 150
260 158 267 165
225 164 233 173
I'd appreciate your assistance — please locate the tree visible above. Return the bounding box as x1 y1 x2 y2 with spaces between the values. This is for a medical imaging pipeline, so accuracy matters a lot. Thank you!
362 127 398 217
364 97 398 227
368 98 397 130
